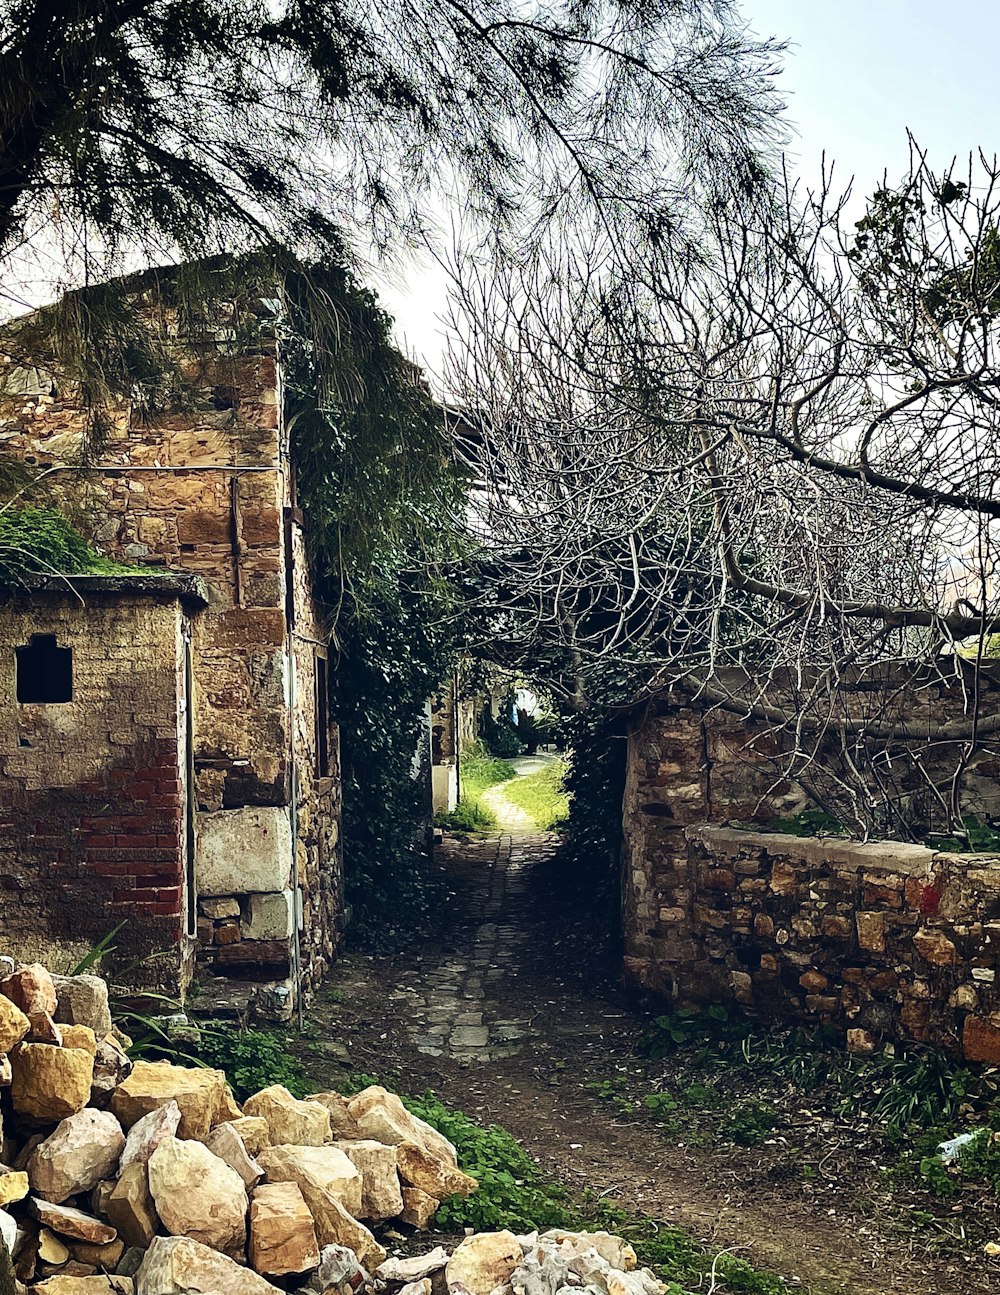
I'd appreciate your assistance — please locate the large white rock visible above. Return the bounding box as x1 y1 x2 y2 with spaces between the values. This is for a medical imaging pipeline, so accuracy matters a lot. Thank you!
147 1136 247 1257
242 893 294 941
51 976 113 1039
248 1182 319 1276
197 808 292 896
242 1086 330 1147
347 1087 457 1165
256 1145 382 1267
136 1236 283 1295
205 1122 263 1189
0 1207 16 1259
29 1110 126 1204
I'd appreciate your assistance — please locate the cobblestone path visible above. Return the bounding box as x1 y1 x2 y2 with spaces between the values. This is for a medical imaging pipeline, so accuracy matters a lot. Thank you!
386 831 561 1063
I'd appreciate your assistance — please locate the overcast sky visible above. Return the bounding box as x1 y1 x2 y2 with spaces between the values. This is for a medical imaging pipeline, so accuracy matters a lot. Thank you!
379 0 999 376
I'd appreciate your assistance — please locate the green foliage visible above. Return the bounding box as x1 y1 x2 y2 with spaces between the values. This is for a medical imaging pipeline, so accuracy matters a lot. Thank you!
461 754 517 799
477 709 524 759
436 754 515 835
402 1091 574 1232
723 1101 777 1146
924 815 1000 854
638 1005 993 1138
503 760 570 830
283 264 465 951
436 799 497 834
0 504 134 586
185 1021 313 1101
757 809 849 839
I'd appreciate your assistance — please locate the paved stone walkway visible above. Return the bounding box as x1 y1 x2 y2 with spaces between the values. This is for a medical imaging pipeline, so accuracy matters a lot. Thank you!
387 831 560 1063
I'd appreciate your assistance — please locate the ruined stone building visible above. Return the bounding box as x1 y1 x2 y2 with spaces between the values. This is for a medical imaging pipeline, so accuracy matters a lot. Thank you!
0 282 342 1016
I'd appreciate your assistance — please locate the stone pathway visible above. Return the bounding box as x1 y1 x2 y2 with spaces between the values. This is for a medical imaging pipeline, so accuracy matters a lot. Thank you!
388 831 560 1063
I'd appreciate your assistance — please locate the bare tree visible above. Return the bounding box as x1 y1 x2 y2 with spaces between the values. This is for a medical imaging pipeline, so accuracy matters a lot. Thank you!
446 143 1000 838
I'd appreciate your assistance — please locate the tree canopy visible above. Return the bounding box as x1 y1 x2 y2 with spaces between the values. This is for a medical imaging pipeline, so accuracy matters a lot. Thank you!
0 0 783 296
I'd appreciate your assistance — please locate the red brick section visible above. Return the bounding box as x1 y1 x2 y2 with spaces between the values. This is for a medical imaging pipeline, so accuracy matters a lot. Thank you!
79 741 184 924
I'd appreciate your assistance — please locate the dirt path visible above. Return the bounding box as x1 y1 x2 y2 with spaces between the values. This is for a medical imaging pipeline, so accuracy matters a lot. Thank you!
306 832 981 1295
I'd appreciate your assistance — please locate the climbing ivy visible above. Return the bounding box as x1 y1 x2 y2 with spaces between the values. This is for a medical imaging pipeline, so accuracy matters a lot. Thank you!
282 264 467 948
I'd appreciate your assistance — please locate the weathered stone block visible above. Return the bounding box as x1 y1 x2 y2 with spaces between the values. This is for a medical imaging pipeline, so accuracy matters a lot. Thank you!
197 808 292 897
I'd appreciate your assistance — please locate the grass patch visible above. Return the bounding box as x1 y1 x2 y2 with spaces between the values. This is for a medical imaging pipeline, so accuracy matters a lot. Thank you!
435 754 516 834
0 505 139 586
503 759 570 830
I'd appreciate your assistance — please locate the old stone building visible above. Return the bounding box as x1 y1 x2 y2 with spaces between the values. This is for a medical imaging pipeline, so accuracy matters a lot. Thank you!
0 285 341 1015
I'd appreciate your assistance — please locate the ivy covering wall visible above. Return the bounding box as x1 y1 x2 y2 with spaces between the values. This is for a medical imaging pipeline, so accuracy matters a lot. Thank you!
282 264 465 948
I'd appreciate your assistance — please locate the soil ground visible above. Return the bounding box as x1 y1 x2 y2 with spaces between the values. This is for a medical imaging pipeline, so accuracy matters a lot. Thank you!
302 819 996 1295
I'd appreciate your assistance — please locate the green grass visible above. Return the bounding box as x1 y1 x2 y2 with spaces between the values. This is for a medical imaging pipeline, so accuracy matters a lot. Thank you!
503 758 570 830
435 754 516 834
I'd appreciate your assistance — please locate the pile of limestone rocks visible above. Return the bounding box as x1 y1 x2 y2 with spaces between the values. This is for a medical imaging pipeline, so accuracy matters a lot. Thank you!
0 961 666 1295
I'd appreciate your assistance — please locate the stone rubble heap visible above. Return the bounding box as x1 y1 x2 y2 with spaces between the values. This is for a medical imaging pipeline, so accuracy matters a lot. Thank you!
0 960 665 1295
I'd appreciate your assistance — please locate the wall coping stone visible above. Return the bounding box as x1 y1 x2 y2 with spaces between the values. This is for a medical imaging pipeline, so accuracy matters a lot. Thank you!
11 572 210 609
686 824 937 876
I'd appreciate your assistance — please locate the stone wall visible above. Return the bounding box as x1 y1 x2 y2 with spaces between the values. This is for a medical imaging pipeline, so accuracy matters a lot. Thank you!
0 578 200 987
0 320 343 1007
622 694 1000 1059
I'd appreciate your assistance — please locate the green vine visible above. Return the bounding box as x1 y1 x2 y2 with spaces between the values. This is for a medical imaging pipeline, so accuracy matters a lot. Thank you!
282 263 467 949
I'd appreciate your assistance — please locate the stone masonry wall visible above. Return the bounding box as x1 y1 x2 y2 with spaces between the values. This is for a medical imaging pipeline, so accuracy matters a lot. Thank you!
0 584 192 988
623 697 1000 1059
0 322 343 1006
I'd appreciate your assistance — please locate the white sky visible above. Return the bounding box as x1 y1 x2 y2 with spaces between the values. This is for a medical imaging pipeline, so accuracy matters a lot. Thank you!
377 0 1000 378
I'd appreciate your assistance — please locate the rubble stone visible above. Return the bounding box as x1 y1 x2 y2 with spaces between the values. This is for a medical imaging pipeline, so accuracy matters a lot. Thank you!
111 1062 232 1141
348 1088 456 1165
31 1201 117 1245
242 1086 331 1147
221 1116 270 1157
147 1136 247 1257
376 1249 449 1282
296 1244 369 1295
70 1238 125 1269
29 1110 126 1203
0 996 30 1054
10 1045 96 1122
31 1276 133 1295
205 1122 263 1189
256 1145 362 1218
256 1146 380 1268
60 1027 97 1057
335 1140 402 1221
311 1093 360 1141
119 1102 181 1173
248 1182 319 1276
136 1235 283 1295
38 1228 71 1265
105 1166 158 1250
396 1142 478 1200
1 965 58 1018
399 1187 439 1230
0 1170 28 1207
445 1232 522 1295
52 977 113 1040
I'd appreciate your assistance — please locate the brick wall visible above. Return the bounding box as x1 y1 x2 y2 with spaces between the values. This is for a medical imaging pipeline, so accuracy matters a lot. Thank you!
0 581 197 988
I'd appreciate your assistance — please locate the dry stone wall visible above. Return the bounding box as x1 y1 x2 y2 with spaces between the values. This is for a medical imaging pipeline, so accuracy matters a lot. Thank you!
623 695 1000 1059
